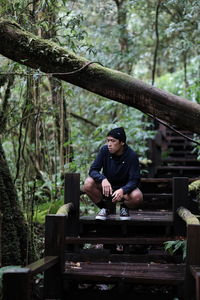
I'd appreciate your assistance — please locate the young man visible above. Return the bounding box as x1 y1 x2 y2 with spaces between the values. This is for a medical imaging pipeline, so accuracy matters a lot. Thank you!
83 127 143 220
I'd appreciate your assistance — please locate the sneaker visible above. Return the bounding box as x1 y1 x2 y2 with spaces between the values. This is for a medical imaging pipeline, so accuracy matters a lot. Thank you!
120 206 130 220
95 208 109 220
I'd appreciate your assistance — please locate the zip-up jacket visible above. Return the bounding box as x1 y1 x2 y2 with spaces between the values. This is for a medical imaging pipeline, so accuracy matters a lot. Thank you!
89 144 140 195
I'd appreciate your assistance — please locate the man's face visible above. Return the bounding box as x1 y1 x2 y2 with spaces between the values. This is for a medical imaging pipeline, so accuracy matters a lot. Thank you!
106 136 124 155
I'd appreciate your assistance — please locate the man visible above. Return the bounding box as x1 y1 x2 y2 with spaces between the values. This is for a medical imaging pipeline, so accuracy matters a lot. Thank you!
83 127 143 220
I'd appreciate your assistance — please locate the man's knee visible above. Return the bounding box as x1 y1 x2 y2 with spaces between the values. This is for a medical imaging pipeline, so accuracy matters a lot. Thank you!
128 188 143 206
83 176 101 194
83 177 94 191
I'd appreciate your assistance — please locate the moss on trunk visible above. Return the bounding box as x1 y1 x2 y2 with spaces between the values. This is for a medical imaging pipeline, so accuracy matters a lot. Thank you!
0 142 35 266
0 18 200 134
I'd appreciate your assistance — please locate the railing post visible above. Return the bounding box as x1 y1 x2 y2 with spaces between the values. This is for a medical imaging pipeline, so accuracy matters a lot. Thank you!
184 224 200 300
173 177 189 236
43 215 65 299
2 267 31 300
64 173 80 236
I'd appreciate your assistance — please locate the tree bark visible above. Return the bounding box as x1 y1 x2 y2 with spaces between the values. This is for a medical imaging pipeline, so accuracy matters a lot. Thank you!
0 141 32 266
0 19 200 134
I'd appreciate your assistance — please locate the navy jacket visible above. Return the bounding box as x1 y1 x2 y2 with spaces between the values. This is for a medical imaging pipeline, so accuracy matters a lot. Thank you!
89 144 140 195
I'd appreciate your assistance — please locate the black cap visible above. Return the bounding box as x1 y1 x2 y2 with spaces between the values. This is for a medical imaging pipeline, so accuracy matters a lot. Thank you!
107 127 126 143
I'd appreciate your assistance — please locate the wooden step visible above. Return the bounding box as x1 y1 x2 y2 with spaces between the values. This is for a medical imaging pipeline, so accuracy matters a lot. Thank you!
64 249 183 264
79 210 174 237
167 151 197 158
63 261 185 285
80 210 173 225
142 193 172 209
162 158 200 166
156 166 200 177
157 166 200 171
65 236 174 245
143 193 172 199
167 143 193 150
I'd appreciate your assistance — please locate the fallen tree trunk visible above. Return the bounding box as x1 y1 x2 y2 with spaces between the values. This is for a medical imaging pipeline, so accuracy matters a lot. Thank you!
0 19 200 134
177 206 200 225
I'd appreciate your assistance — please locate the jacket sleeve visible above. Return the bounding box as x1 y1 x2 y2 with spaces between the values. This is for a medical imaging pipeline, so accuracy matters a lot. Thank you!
89 147 106 183
121 153 140 194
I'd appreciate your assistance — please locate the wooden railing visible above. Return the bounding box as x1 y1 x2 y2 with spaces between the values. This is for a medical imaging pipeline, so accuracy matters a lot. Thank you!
2 174 200 300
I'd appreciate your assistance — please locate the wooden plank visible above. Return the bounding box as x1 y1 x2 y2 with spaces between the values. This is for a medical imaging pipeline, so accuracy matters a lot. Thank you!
3 268 31 300
184 225 200 300
190 264 200 300
80 210 173 225
141 177 197 183
65 236 175 245
64 173 80 236
65 251 182 263
141 178 172 183
157 166 200 171
63 262 185 285
44 215 65 299
173 177 188 236
26 256 58 275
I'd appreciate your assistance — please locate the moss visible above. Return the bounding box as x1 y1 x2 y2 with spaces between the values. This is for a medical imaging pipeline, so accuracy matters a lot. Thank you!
0 142 35 266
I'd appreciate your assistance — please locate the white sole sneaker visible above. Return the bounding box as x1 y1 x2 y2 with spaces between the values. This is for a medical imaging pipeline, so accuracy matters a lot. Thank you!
95 215 107 221
119 215 131 220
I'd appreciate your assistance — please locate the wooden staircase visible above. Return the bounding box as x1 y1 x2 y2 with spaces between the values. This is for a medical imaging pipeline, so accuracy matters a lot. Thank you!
3 126 200 300
62 127 199 299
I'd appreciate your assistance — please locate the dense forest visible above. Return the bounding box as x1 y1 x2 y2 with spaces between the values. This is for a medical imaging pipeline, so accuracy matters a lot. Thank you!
0 0 199 268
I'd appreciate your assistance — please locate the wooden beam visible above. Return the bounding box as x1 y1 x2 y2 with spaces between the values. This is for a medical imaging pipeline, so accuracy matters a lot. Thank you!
64 173 80 236
184 224 200 300
26 255 59 275
173 177 189 236
3 268 31 300
44 215 65 299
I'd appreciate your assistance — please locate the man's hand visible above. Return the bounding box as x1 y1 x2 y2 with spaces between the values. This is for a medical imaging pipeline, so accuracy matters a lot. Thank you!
112 188 124 203
101 179 112 197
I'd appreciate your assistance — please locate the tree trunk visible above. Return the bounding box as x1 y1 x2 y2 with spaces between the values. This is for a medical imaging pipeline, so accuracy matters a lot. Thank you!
0 19 200 134
0 141 32 266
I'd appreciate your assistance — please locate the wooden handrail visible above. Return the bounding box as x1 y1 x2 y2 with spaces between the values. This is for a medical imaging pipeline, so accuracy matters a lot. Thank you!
177 206 200 225
26 255 59 275
56 202 74 216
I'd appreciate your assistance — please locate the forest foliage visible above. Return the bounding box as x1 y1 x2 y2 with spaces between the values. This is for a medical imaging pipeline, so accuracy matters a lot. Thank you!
0 0 200 258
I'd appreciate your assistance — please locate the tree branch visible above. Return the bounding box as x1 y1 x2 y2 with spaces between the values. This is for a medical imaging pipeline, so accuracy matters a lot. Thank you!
0 19 200 134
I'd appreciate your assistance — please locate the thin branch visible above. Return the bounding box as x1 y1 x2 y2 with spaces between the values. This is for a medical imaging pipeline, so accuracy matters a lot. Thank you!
70 112 98 127
147 113 200 146
152 0 161 86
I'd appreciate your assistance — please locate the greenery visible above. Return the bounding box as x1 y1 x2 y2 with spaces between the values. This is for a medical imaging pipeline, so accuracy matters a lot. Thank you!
0 0 199 264
164 239 187 260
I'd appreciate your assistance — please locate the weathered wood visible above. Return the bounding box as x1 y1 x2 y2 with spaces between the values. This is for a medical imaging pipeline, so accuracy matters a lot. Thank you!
26 255 59 275
190 266 200 300
173 177 189 236
184 224 200 300
44 215 65 299
177 206 200 225
2 268 31 300
63 262 185 285
65 236 174 245
64 173 80 236
0 19 200 134
80 210 173 224
65 251 182 263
